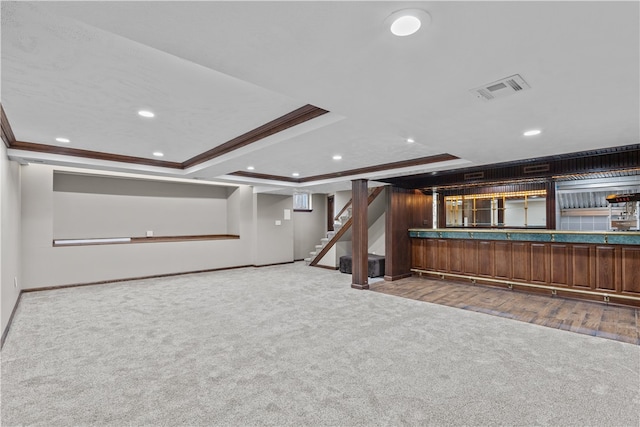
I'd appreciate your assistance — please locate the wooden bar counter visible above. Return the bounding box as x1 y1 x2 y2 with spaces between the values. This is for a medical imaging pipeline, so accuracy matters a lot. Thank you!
409 228 640 307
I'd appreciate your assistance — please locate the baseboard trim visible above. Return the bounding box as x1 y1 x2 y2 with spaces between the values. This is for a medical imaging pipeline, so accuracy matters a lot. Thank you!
22 265 254 293
312 264 339 270
384 273 413 281
254 261 295 268
1 290 23 349
21 262 305 293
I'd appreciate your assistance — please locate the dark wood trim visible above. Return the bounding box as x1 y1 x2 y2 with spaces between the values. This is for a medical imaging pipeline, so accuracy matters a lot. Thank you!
228 171 300 183
1 291 23 349
1 104 17 148
21 264 255 293
229 153 459 184
383 144 640 189
304 154 459 183
254 261 295 267
8 103 455 185
327 195 335 232
21 262 309 294
351 179 369 289
385 188 432 280
5 104 328 171
53 234 240 247
546 179 556 230
437 192 446 229
11 140 183 169
312 264 339 271
384 272 413 281
182 104 329 168
131 234 239 243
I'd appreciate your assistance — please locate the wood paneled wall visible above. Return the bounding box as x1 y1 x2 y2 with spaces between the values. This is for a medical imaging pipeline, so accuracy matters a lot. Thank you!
384 188 432 280
384 144 639 189
411 238 640 306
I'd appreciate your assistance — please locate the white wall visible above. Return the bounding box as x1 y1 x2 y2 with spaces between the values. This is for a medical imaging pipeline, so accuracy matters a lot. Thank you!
254 193 294 266
227 187 242 235
1 143 22 338
334 190 351 219
20 164 256 289
504 199 546 227
293 194 326 260
52 172 230 238
368 212 385 255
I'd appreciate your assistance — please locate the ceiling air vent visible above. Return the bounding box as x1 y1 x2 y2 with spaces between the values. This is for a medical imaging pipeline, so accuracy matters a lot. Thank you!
470 74 531 102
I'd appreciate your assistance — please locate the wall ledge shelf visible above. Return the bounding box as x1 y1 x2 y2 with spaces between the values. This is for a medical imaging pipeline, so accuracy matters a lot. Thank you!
53 234 240 247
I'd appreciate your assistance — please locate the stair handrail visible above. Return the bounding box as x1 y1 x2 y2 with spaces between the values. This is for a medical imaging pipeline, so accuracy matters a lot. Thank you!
333 187 379 222
310 186 385 267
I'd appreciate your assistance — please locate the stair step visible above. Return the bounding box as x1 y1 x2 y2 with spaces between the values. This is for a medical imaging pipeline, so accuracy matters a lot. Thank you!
321 238 330 244
310 251 316 257
315 244 323 250
304 257 311 264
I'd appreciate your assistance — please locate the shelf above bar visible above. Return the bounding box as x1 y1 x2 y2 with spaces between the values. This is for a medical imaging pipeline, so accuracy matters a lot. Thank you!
53 234 240 247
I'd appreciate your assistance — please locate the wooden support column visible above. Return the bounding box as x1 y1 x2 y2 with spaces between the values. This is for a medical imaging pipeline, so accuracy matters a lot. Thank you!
351 179 369 289
437 192 446 228
546 179 556 230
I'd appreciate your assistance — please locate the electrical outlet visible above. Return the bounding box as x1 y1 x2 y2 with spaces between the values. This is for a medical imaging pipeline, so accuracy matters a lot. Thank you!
14 277 18 288
146 230 153 237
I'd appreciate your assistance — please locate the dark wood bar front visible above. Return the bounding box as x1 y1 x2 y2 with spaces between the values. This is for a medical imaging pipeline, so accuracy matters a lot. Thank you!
409 229 640 307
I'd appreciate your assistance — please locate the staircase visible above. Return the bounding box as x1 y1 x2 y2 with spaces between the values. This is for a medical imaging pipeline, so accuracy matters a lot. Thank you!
306 186 385 267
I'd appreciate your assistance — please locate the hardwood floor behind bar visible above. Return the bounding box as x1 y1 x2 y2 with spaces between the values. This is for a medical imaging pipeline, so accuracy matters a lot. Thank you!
370 277 639 345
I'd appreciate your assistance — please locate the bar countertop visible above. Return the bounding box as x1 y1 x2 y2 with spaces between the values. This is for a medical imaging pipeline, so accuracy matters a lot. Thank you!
408 228 640 245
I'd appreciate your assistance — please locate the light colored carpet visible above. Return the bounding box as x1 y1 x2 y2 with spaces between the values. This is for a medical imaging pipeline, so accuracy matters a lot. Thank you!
2 262 639 426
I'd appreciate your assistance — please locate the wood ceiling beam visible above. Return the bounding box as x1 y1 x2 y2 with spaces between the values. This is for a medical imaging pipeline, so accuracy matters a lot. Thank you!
181 104 329 169
1 104 17 148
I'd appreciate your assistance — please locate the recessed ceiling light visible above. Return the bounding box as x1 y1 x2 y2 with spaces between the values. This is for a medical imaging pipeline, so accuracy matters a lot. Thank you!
138 110 155 118
332 155 342 160
292 172 300 177
387 9 431 37
523 129 542 136
407 138 415 143
247 166 255 170
55 137 70 143
152 151 164 157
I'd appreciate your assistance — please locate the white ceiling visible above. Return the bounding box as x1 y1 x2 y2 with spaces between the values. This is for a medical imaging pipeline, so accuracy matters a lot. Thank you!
2 1 639 194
